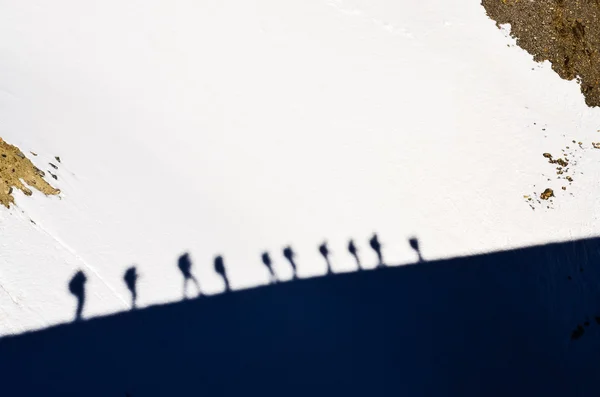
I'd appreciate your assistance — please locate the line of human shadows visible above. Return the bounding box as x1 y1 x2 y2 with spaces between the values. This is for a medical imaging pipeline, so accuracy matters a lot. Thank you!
67 233 425 321
9 235 600 397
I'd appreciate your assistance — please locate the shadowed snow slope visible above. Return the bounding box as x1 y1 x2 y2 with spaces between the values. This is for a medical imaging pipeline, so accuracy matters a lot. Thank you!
2 0 600 333
2 237 600 396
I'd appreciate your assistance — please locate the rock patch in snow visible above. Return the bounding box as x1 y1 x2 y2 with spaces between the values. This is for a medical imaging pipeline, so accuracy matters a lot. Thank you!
0 138 60 207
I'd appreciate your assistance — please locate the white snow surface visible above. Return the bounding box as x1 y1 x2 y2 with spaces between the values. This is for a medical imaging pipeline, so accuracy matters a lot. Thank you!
1 0 600 334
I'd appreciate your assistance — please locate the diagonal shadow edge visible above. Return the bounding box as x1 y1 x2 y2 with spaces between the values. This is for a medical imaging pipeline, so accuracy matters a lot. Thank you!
2 236 600 396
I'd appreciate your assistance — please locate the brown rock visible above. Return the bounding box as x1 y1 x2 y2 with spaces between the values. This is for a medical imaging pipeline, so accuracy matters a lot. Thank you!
0 138 60 207
483 0 600 107
540 188 554 200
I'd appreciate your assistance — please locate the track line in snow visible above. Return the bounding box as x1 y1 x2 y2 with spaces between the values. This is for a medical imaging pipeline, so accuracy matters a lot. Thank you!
15 205 129 307
0 281 19 305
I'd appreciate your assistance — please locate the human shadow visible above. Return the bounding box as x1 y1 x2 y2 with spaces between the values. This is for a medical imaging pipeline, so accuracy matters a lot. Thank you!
7 236 600 396
319 241 333 275
124 266 139 309
283 246 298 279
68 270 87 321
348 239 362 270
261 252 277 283
214 255 230 292
409 237 424 263
178 253 201 298
369 233 384 267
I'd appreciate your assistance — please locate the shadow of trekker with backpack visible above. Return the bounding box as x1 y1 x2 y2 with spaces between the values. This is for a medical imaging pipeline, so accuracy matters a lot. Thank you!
178 253 201 299
261 252 277 284
319 241 333 275
124 266 139 309
283 246 298 280
369 233 385 267
68 270 87 322
409 237 424 263
214 255 230 292
348 239 362 270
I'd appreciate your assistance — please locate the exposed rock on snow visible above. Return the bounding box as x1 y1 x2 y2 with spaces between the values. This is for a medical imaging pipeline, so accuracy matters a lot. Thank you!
483 0 600 106
0 138 60 207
